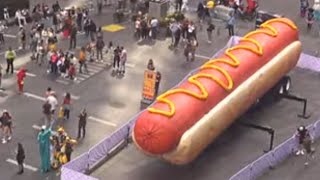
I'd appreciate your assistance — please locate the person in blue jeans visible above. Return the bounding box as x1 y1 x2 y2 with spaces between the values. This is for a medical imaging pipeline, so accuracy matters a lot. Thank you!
227 13 235 36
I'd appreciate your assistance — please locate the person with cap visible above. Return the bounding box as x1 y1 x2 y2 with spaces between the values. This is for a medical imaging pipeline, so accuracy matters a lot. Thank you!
77 109 87 139
5 47 16 74
37 125 51 173
16 67 26 94
296 125 309 155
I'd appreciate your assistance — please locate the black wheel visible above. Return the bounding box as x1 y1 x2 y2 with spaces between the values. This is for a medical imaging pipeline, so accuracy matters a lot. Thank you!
279 76 291 95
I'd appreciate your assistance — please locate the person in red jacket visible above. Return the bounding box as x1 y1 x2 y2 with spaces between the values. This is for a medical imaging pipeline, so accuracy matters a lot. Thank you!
16 68 26 94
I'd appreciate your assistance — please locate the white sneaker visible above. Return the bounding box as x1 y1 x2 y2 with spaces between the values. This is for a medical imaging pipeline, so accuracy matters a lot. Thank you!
2 139 7 144
7 136 11 141
207 41 212 44
305 162 309 166
301 150 305 155
296 150 301 155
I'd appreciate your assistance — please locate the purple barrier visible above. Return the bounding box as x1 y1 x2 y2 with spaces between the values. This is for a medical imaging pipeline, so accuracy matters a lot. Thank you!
61 167 98 180
88 124 130 168
271 137 296 166
63 152 89 173
229 166 251 180
312 121 320 139
249 153 274 180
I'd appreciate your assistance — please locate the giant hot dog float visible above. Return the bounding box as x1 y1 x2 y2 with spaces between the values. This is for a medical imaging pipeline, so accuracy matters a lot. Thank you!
133 18 302 165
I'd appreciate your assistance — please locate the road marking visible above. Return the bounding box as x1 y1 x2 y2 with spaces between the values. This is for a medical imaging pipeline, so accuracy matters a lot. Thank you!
195 54 211 59
56 79 70 85
23 92 46 101
88 116 117 127
4 34 17 38
77 73 90 79
87 65 103 71
6 158 38 172
105 62 135 68
87 67 101 73
14 70 36 77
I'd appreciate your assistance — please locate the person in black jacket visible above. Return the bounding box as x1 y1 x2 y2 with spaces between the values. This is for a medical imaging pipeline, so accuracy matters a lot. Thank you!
69 24 77 49
16 143 25 174
77 109 87 139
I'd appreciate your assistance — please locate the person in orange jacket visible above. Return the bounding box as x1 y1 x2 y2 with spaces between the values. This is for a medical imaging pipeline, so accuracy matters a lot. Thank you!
16 67 26 94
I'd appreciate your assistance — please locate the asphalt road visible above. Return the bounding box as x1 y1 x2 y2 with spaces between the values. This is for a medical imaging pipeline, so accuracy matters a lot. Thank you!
0 0 319 180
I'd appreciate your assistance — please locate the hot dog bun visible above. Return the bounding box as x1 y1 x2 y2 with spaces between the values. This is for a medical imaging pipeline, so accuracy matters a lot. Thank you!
162 41 302 164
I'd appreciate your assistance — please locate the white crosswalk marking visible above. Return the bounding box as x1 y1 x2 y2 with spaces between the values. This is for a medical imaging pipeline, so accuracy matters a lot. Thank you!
55 61 108 84
6 158 38 172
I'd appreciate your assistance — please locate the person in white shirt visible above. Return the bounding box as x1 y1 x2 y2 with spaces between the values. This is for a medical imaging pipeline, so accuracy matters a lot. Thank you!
181 0 189 12
150 17 158 39
119 47 127 74
3 7 9 20
46 93 58 114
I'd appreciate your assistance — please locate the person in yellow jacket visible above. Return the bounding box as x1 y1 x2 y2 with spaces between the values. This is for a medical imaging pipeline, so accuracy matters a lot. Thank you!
5 47 16 74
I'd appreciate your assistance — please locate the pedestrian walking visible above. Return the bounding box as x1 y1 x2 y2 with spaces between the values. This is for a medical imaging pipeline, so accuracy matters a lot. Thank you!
16 143 25 174
0 64 2 89
18 27 26 50
106 41 114 62
96 38 105 61
113 46 121 72
306 8 314 30
0 22 6 44
69 24 77 49
77 109 87 139
119 47 127 74
207 23 215 43
62 93 71 120
42 100 52 127
227 13 235 36
97 0 103 14
16 67 26 94
0 110 13 144
296 125 308 155
300 0 309 18
5 47 16 74
175 0 183 12
3 7 9 20
79 47 88 73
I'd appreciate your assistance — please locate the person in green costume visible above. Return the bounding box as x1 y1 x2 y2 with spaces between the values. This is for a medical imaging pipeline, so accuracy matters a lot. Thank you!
37 126 52 173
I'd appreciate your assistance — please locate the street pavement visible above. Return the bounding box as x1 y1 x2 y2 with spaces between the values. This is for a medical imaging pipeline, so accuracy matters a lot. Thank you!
0 0 319 180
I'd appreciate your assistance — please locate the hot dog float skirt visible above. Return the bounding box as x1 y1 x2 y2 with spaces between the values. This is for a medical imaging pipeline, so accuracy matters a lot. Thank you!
133 18 302 165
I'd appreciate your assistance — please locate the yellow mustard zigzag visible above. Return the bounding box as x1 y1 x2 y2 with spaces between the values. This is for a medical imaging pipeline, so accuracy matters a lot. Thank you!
148 18 297 117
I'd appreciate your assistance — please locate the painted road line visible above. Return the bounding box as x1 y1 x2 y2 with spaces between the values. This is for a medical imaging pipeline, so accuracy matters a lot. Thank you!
88 116 117 127
6 158 38 172
24 92 46 101
4 34 17 38
14 70 36 77
105 62 135 68
87 65 103 71
77 73 90 79
56 79 70 85
195 54 211 59
87 67 101 73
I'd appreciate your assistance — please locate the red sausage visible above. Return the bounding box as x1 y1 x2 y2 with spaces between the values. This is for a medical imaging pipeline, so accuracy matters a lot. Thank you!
134 19 299 155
